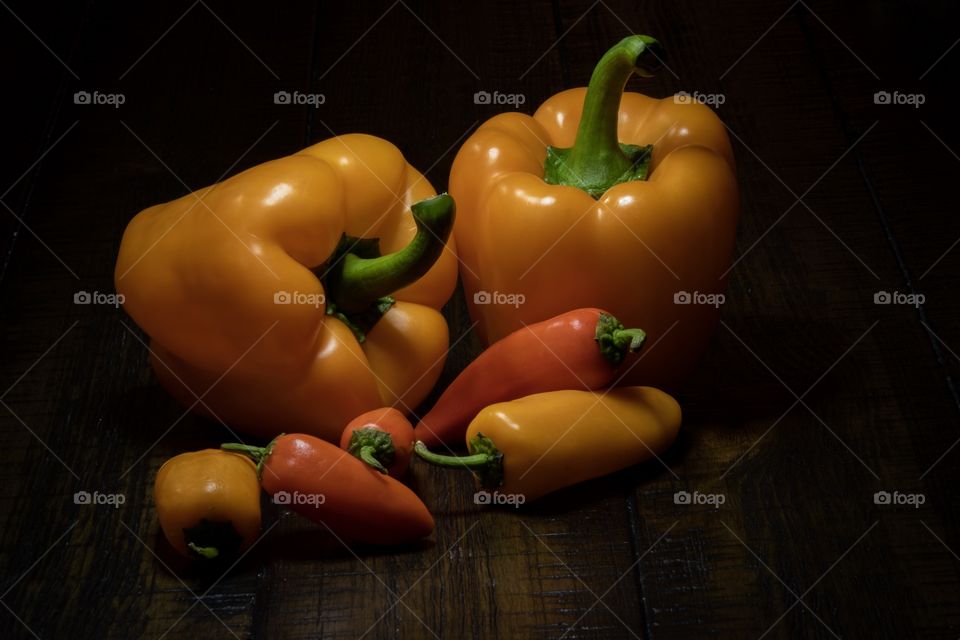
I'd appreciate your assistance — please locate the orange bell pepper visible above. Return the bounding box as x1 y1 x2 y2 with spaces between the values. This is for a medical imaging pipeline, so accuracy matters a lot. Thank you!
116 134 458 441
450 35 739 388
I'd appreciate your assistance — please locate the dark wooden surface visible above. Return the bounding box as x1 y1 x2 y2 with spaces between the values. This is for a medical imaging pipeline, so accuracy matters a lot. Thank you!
2 1 958 638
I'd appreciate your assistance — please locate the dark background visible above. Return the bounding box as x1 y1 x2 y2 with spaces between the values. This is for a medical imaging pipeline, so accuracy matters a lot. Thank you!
2 1 959 638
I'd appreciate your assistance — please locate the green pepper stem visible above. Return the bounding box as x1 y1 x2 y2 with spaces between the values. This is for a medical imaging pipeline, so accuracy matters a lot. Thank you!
594 312 646 367
414 435 505 489
358 445 388 474
187 542 219 559
329 193 455 313
568 35 661 178
544 36 662 197
347 427 395 473
222 436 280 478
414 442 493 468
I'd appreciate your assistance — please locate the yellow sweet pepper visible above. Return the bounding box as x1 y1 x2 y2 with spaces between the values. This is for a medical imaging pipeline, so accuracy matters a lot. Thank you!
154 449 261 559
450 36 739 388
116 134 458 441
415 386 681 502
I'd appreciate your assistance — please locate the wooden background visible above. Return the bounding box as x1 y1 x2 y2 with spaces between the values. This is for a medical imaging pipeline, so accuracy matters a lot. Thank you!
1 1 958 638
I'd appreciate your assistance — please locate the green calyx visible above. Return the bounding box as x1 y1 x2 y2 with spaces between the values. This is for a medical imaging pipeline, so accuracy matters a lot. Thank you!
414 434 504 489
183 519 243 561
318 193 455 341
594 312 646 367
347 427 396 474
543 35 663 198
222 435 281 479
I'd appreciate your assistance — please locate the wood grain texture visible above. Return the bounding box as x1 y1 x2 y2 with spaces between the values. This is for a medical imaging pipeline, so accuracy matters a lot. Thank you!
0 1 957 639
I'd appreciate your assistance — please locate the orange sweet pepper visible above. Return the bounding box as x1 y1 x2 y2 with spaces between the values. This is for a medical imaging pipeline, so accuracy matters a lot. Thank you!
450 35 739 388
116 134 458 441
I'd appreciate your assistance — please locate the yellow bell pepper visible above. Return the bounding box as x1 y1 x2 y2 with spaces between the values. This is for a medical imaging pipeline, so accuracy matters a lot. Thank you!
450 36 739 388
116 134 458 441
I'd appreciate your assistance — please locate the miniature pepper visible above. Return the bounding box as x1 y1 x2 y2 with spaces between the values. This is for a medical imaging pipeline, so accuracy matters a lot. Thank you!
154 449 262 559
450 35 739 388
415 386 681 502
116 134 458 441
223 434 434 545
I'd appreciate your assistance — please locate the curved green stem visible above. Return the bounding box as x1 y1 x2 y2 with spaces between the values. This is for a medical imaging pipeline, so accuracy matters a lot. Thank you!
358 446 388 474
414 435 504 489
222 436 280 479
544 35 663 197
594 312 646 367
328 193 455 314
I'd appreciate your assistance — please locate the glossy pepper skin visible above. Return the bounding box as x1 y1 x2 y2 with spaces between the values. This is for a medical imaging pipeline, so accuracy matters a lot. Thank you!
154 450 262 560
224 434 433 545
415 386 680 502
450 35 739 389
116 134 458 442
340 407 415 477
415 308 645 447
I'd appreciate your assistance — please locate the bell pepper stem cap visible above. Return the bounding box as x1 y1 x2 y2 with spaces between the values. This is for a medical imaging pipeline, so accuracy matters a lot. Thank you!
414 434 504 490
544 35 663 198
